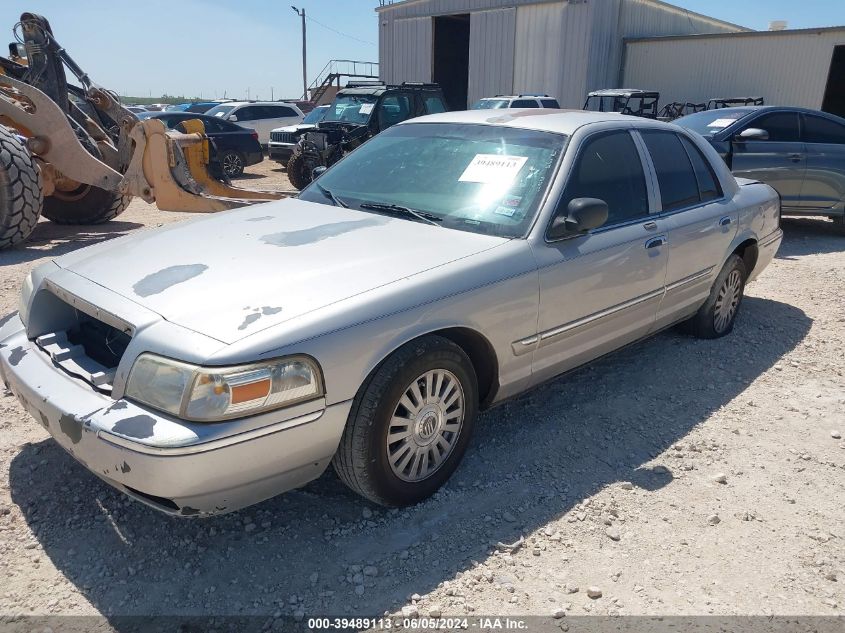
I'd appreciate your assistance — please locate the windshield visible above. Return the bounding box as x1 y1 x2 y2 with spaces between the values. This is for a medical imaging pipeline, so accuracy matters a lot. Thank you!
471 99 510 110
205 104 235 118
675 109 752 137
323 94 378 124
302 107 328 124
298 122 565 238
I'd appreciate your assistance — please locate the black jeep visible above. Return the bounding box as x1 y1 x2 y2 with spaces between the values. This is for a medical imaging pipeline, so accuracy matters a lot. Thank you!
286 82 447 190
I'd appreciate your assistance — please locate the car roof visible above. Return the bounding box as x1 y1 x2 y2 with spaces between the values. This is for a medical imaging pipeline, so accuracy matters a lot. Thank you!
216 101 297 107
140 112 243 125
401 109 662 135
588 89 659 98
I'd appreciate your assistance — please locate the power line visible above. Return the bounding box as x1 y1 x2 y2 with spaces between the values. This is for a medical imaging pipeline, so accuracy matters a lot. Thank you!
305 14 376 46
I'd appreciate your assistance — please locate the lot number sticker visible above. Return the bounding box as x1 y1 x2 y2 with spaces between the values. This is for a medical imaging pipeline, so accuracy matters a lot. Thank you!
707 118 738 129
459 154 528 185
359 103 375 114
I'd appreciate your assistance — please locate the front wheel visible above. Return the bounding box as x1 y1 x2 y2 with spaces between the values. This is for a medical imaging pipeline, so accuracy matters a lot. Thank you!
332 335 478 506
686 254 747 339
286 152 313 190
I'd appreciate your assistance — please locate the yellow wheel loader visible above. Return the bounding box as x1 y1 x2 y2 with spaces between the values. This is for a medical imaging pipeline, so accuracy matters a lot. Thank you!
0 13 284 249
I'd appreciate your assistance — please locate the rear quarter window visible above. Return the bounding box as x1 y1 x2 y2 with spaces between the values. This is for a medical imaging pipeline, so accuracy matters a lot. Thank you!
540 99 560 108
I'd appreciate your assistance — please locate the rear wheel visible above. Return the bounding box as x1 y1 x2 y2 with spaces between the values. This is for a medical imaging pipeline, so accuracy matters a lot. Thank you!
0 125 43 249
42 184 130 225
220 150 245 178
286 152 312 190
332 335 478 506
686 254 747 339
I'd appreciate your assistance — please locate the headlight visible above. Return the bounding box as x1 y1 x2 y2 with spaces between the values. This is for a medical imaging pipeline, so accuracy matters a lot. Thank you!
125 354 323 421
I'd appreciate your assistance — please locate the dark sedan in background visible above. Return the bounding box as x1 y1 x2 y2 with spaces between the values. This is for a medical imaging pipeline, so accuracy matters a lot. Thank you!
138 112 263 177
677 106 845 233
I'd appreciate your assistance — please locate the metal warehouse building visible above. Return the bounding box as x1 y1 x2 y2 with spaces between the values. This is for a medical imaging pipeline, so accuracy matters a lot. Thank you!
376 0 745 110
623 27 845 116
376 0 845 117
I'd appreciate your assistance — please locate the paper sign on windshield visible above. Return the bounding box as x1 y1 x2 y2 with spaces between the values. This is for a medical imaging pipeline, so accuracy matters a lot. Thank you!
359 103 374 114
459 154 528 184
707 118 737 128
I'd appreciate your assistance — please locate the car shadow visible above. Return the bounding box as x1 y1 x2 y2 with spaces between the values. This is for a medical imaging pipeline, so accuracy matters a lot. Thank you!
0 220 145 266
778 217 844 258
7 297 810 625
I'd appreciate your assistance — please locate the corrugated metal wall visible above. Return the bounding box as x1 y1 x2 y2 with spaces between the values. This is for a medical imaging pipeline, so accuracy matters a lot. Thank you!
380 16 433 83
586 0 743 92
513 2 592 108
623 30 845 109
377 0 746 106
467 8 516 104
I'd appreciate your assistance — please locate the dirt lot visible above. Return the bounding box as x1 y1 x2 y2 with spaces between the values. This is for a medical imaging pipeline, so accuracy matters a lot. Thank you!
0 159 843 626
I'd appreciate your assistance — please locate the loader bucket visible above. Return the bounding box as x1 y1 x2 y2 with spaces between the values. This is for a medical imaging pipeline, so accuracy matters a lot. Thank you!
122 118 285 212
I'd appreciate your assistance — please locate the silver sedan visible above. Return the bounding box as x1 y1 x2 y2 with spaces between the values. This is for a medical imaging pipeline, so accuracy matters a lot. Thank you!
0 109 782 516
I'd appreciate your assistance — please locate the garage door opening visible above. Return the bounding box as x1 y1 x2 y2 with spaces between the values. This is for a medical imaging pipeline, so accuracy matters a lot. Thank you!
822 45 845 117
433 14 470 110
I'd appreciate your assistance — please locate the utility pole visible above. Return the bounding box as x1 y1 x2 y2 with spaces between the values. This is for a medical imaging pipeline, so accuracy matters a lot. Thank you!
291 6 307 99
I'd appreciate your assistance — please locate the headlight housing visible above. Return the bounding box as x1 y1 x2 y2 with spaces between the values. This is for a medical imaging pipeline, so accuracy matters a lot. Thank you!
125 353 323 422
18 271 35 326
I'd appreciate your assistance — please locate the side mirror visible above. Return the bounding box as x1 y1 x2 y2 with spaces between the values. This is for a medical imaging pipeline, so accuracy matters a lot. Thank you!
228 114 238 122
312 166 327 180
548 198 609 240
736 127 768 141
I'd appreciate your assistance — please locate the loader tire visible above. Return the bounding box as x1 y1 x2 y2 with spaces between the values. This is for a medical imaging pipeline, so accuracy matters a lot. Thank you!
0 126 43 249
42 185 130 225
287 152 312 191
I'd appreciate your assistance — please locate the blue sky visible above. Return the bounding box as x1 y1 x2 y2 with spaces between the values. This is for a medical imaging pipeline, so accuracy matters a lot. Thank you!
1 1 843 100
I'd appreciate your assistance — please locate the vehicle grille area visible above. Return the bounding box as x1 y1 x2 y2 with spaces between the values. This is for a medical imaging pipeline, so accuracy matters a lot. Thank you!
270 131 295 143
32 298 132 393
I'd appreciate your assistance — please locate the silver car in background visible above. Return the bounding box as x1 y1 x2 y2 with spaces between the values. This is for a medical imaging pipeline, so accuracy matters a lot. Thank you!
0 110 781 517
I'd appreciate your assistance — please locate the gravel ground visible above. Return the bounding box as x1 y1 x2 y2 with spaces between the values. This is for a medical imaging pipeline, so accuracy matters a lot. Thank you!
0 159 843 626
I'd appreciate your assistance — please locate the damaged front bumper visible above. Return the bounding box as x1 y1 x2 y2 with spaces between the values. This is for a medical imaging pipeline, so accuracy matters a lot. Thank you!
0 315 350 517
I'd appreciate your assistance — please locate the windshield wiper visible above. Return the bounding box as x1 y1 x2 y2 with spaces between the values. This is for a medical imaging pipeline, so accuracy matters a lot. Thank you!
358 202 443 227
315 182 348 208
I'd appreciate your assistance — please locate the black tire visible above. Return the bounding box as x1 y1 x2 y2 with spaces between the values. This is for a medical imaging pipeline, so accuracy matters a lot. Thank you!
221 150 245 178
42 185 130 225
286 152 312 190
0 125 43 249
332 335 479 506
686 254 747 339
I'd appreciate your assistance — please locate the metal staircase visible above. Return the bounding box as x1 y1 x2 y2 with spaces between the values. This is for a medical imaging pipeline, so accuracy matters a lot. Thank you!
306 60 379 103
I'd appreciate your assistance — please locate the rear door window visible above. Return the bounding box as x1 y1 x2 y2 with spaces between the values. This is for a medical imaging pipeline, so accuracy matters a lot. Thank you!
562 130 649 227
744 112 801 142
235 106 258 121
802 114 845 144
264 105 297 119
641 130 701 211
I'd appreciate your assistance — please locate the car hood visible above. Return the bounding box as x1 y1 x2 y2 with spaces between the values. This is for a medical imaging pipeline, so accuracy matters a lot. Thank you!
273 123 316 134
53 198 509 344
